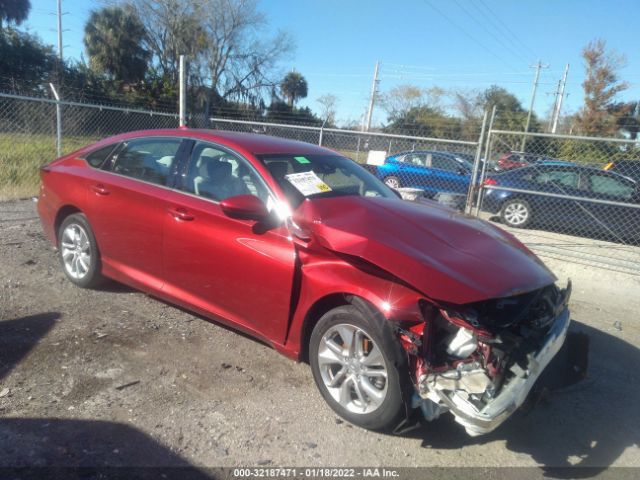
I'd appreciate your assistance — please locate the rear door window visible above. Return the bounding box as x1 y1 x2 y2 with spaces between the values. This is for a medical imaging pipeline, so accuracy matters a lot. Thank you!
535 170 579 188
588 173 635 200
432 155 460 173
403 153 429 166
111 138 182 186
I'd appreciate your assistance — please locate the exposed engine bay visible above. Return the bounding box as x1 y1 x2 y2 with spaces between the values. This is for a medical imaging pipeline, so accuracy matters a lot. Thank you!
397 281 577 436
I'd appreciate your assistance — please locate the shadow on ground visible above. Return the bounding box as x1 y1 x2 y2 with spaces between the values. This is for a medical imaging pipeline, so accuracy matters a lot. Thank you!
0 313 212 477
406 321 639 476
0 312 59 382
0 418 213 478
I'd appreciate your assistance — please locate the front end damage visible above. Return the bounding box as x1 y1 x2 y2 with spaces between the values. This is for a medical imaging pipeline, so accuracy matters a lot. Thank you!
398 281 574 436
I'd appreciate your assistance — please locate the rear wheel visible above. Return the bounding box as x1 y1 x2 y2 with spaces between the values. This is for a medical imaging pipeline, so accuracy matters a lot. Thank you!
500 198 532 228
309 305 408 431
57 213 104 288
384 176 401 189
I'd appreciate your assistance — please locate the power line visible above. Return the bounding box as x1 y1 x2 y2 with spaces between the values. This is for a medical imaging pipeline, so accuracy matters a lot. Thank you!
422 0 519 72
451 0 531 66
473 0 539 60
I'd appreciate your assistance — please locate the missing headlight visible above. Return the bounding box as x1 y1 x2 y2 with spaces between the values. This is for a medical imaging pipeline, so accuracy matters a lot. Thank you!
446 327 478 358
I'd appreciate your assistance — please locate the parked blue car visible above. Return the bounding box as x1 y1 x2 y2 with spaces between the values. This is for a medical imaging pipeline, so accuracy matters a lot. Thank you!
482 163 640 242
375 150 475 196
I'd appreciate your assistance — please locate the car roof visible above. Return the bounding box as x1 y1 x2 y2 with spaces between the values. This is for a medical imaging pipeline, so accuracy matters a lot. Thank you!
390 150 467 158
613 159 640 168
88 128 334 156
499 162 637 181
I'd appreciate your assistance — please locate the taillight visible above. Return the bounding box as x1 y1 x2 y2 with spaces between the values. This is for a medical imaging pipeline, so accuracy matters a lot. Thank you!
484 177 498 186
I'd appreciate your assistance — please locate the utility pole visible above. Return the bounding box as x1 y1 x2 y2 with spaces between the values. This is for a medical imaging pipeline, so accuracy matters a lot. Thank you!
57 0 63 62
547 79 562 132
521 60 548 151
551 63 570 134
364 61 380 132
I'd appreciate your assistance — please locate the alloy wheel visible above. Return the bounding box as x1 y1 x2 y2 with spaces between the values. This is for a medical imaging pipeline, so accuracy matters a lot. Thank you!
60 223 92 280
317 323 388 414
503 202 529 226
384 177 400 189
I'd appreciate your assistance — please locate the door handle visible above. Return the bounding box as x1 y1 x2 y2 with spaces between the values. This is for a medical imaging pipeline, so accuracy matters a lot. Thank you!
167 207 195 221
91 184 110 195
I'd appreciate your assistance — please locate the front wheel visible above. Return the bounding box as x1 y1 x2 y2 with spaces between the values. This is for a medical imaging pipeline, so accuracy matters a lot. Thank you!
384 176 401 189
500 198 532 228
57 213 105 288
309 305 408 431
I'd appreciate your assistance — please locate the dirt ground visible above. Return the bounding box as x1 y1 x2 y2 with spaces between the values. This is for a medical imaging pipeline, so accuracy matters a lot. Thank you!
1 199 639 473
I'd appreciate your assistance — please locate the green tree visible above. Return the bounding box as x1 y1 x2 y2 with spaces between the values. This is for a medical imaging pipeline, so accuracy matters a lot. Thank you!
0 28 57 91
0 0 30 30
385 106 462 139
280 71 308 107
84 7 150 84
615 101 639 140
575 39 628 136
266 100 321 125
480 85 535 133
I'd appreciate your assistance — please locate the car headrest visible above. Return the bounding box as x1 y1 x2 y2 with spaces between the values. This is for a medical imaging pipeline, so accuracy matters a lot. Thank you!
267 161 290 180
207 160 232 179
198 155 215 177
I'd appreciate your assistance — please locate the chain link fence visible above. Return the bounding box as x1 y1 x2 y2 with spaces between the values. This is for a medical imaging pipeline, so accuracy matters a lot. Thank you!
470 129 640 274
0 92 179 200
3 89 640 274
209 117 482 208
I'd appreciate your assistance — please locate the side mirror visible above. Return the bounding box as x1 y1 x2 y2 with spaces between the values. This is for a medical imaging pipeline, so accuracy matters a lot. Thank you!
220 194 269 221
457 166 468 176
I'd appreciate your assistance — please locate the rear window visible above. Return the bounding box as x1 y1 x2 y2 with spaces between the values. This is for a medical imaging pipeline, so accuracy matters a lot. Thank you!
84 144 119 168
588 173 635 200
614 161 640 180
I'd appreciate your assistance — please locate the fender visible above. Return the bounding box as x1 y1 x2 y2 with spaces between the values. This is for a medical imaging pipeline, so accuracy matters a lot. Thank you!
281 246 425 360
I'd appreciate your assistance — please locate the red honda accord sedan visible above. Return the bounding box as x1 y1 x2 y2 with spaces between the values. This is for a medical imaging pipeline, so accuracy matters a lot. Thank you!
38 128 572 435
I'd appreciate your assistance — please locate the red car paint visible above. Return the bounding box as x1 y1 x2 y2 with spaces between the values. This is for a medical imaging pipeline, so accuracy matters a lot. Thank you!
497 153 529 171
38 129 555 361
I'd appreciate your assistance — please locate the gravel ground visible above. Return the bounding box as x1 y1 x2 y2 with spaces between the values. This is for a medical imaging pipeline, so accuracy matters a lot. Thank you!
1 199 639 473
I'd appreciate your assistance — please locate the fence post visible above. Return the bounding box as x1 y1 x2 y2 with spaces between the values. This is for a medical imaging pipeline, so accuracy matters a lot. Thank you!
319 118 327 146
474 106 497 215
465 109 489 214
179 55 186 127
49 83 62 157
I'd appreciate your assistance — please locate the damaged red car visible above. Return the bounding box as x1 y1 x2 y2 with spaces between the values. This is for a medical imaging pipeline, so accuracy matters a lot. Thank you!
37 129 572 436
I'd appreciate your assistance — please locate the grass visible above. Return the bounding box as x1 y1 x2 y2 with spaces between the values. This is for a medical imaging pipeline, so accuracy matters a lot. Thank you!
0 133 97 200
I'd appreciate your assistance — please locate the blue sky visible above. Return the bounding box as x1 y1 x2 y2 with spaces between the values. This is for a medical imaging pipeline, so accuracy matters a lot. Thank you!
23 0 640 126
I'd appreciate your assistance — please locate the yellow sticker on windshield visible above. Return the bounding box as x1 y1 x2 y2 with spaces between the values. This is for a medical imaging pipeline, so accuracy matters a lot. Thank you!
285 171 332 196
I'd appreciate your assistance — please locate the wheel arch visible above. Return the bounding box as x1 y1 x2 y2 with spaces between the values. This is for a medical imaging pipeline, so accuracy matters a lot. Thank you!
299 293 385 363
54 205 83 245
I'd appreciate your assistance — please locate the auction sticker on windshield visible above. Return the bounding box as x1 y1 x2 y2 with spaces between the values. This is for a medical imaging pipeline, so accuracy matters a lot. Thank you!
285 171 332 196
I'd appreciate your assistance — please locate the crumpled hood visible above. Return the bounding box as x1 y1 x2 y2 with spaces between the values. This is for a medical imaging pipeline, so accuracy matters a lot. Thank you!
294 196 556 304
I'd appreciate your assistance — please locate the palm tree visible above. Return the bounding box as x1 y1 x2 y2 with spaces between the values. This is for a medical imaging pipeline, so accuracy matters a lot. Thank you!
0 0 31 30
83 7 150 84
280 71 308 107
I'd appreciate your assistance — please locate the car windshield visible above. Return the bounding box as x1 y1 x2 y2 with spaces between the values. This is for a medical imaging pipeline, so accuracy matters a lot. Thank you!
257 153 397 207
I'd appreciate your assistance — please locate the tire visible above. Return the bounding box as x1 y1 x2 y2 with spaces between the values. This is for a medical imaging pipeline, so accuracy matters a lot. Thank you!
384 176 401 189
309 305 408 431
500 198 532 228
57 213 105 288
